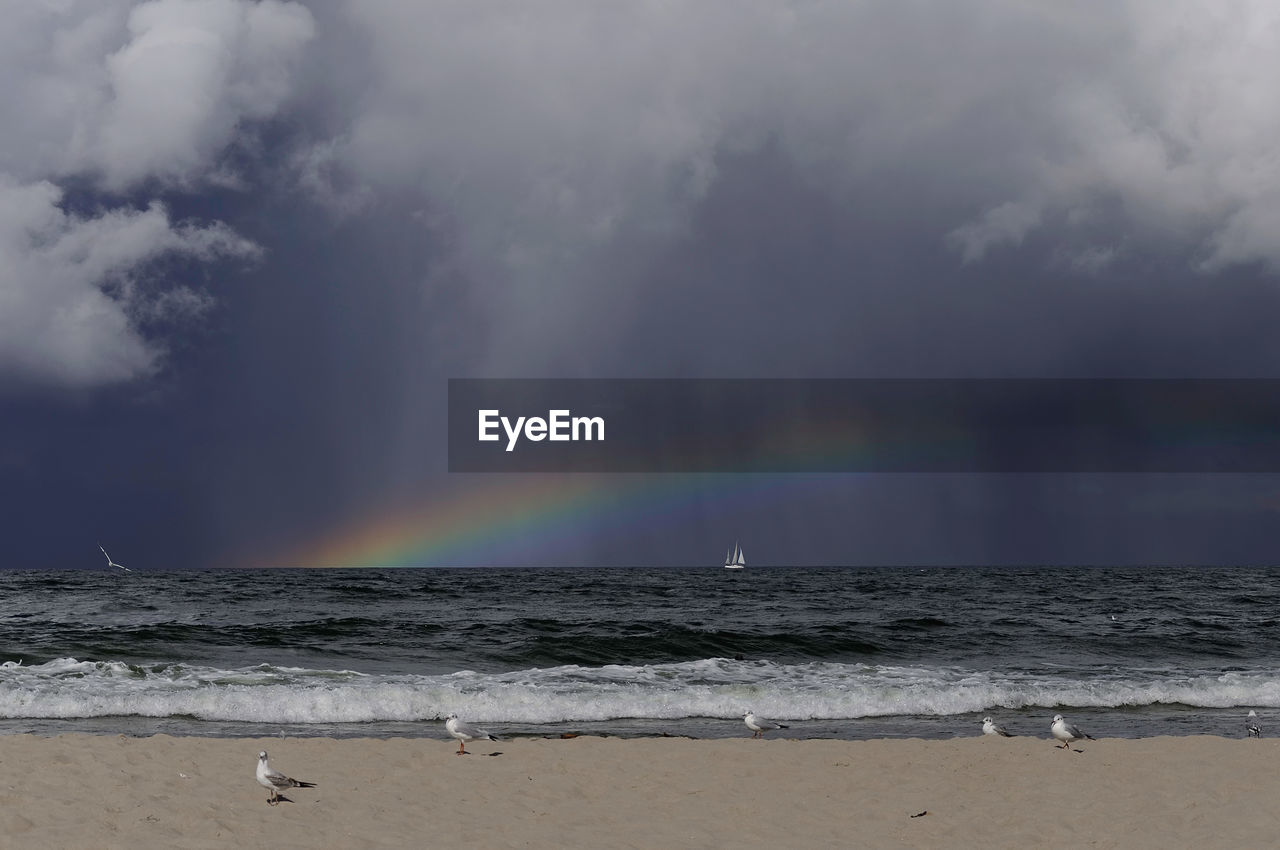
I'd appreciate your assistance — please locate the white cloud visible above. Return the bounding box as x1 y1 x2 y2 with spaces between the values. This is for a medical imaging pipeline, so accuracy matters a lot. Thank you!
98 0 315 187
0 176 260 387
0 0 313 388
0 0 315 186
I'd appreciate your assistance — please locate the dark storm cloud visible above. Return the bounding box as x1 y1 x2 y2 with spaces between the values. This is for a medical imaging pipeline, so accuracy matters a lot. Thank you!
7 1 1280 567
301 1 1280 371
10 1 1280 387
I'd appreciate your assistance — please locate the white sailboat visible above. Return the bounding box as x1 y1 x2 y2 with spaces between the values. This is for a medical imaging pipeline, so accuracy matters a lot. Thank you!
724 541 745 570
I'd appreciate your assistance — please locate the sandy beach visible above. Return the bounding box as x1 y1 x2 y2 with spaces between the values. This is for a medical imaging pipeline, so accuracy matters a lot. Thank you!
0 733 1274 848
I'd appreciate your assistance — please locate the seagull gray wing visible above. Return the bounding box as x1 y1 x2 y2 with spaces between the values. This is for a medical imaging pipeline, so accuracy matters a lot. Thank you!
262 768 294 789
266 768 315 789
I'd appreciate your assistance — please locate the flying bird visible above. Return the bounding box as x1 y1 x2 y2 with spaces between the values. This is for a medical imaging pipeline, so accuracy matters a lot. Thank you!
256 751 316 805
98 545 132 572
1247 710 1262 738
445 714 501 755
1050 714 1094 752
982 716 1013 737
743 710 789 739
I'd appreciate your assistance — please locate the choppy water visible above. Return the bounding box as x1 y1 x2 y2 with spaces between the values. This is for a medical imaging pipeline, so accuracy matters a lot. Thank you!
1 566 1278 740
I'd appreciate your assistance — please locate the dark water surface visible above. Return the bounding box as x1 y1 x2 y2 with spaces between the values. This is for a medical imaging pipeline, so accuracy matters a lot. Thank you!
1 566 1276 740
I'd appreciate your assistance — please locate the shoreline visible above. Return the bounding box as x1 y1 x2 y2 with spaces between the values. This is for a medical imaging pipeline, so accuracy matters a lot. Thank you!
1 733 1275 848
0 702 1260 743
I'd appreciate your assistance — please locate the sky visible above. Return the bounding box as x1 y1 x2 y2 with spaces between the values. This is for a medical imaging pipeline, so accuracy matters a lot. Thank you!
6 0 1280 568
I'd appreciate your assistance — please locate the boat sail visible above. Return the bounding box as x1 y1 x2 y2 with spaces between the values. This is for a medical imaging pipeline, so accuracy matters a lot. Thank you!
724 542 745 570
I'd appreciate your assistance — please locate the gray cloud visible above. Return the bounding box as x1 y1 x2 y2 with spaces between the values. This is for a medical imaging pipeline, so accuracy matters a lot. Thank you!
943 1 1280 270
0 178 259 387
8 1 1280 567
292 1 1280 371
13 1 1280 388
0 0 313 388
97 0 315 188
948 202 1044 264
2 0 314 186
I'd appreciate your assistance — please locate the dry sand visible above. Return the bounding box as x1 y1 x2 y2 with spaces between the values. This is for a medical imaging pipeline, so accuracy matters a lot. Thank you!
0 733 1274 848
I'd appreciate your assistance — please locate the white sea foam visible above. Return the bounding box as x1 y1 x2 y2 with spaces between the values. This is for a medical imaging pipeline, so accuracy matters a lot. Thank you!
3 657 1280 724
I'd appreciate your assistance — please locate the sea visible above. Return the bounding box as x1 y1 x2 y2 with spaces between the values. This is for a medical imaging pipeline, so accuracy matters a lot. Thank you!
1 566 1277 741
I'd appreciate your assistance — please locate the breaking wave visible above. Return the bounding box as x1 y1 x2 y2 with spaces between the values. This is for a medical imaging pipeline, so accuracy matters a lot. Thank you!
3 657 1280 725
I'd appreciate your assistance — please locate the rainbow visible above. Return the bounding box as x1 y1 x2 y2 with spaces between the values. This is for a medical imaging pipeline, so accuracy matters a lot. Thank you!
263 472 860 568
263 410 977 568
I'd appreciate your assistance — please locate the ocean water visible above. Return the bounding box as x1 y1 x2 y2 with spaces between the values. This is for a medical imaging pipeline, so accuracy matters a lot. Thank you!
1 566 1277 741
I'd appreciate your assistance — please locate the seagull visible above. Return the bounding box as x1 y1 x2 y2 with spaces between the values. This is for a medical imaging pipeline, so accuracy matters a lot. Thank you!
982 716 1014 737
1050 714 1094 752
1247 710 1262 738
98 545 132 572
445 714 501 755
256 751 315 805
743 710 789 739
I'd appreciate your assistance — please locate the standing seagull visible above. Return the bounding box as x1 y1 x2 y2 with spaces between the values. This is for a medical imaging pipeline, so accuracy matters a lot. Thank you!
743 710 789 739
982 716 1014 737
445 714 501 755
98 545 132 572
1050 714 1094 752
256 751 316 805
1247 710 1262 738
